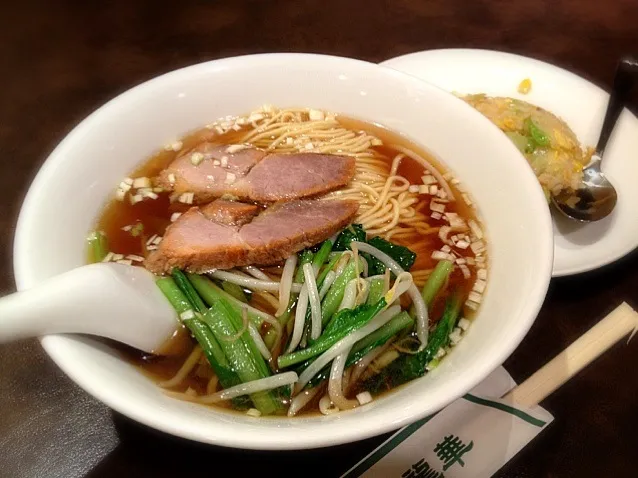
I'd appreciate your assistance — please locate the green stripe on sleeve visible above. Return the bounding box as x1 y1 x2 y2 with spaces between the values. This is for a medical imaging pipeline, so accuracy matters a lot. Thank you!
463 393 547 427
341 415 435 477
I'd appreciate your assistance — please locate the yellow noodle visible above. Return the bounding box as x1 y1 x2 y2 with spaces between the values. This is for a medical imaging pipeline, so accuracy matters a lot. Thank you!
367 199 401 235
206 375 219 395
410 269 434 278
159 346 202 389
254 291 280 311
228 106 438 253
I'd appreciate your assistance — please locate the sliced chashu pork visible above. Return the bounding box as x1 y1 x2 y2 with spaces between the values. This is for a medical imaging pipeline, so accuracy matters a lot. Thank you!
145 199 359 273
157 143 356 203
199 198 260 226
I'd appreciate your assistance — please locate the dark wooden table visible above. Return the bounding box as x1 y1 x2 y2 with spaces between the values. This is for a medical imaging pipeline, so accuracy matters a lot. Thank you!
2 1 637 476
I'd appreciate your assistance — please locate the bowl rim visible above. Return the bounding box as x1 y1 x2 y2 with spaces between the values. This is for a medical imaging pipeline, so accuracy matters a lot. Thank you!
13 52 554 449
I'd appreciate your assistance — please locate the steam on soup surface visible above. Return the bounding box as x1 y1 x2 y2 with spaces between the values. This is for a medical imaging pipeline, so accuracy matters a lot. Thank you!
88 106 488 417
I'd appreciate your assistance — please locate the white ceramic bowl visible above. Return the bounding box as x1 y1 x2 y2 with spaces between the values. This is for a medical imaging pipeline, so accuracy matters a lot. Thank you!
13 53 553 450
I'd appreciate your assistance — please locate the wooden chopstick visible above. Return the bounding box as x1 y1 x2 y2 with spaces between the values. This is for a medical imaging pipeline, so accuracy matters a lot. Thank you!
502 302 638 408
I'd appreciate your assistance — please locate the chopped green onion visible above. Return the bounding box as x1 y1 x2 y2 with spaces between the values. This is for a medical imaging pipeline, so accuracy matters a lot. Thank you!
171 269 207 313
421 260 453 307
505 131 534 154
130 222 144 237
316 253 341 287
366 277 385 305
222 281 249 303
305 311 413 388
311 240 333 274
320 259 359 326
525 117 550 148
155 277 247 408
201 299 281 415
362 291 463 393
186 274 265 326
87 231 109 263
279 298 386 369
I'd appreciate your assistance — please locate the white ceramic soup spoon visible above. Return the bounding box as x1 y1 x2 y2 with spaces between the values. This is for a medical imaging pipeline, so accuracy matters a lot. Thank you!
0 263 178 353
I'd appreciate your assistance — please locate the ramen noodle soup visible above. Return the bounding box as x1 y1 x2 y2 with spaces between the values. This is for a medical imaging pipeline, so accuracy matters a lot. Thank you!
87 106 488 417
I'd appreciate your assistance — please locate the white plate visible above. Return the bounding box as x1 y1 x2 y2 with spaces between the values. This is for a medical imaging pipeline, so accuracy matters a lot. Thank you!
382 49 638 276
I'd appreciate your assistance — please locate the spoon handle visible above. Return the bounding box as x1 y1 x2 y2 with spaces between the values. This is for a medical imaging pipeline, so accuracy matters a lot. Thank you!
0 264 177 353
0 266 116 341
596 57 638 157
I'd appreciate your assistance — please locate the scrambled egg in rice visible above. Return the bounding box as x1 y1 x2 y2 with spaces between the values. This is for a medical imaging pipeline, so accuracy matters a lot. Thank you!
464 94 591 200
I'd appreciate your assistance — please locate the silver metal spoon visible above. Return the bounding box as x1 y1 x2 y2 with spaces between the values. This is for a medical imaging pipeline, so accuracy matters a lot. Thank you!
552 57 637 222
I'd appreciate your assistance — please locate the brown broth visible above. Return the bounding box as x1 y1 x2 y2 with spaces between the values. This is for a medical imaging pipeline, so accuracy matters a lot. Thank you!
95 112 485 416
